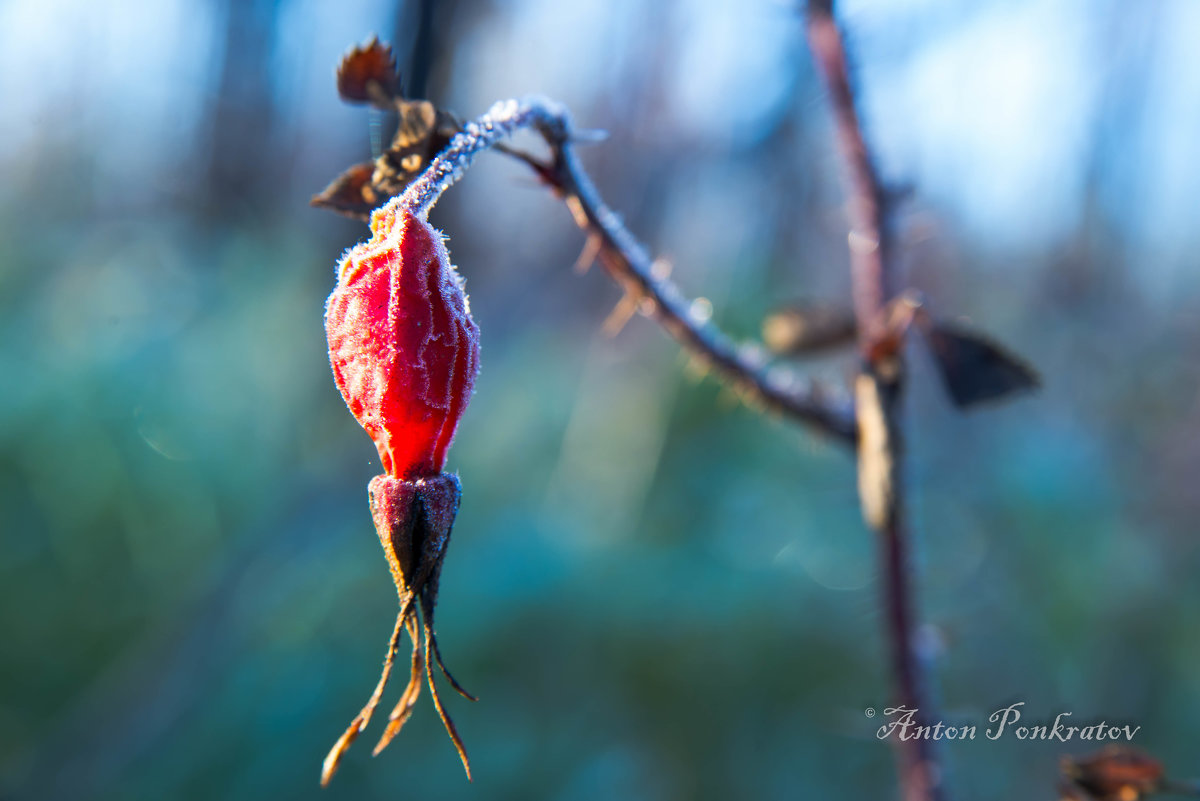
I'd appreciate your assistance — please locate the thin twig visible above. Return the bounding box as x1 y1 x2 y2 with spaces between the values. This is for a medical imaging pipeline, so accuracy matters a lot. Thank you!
807 3 946 801
395 98 857 445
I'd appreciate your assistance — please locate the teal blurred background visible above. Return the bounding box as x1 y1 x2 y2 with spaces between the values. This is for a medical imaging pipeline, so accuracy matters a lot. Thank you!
3 1 1200 799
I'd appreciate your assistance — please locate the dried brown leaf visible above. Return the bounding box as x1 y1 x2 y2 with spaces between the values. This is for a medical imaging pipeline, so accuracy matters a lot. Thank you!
1060 746 1164 801
312 95 462 219
310 162 378 220
918 318 1039 408
369 101 461 199
337 36 399 106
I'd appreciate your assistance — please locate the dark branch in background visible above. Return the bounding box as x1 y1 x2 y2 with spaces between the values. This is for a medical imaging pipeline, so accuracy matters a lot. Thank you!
806 3 944 801
395 0 440 100
204 0 279 220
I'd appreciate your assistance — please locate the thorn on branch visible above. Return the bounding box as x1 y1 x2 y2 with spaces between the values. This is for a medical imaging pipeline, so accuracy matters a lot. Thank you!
762 301 858 355
573 233 602 274
602 292 641 337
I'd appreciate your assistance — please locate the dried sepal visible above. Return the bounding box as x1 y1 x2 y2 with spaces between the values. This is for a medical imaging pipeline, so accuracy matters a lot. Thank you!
916 316 1039 408
321 474 475 786
337 36 400 106
321 604 410 785
1060 746 1164 801
372 613 422 753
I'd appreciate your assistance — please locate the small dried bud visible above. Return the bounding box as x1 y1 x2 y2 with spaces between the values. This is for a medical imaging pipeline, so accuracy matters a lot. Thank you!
1060 746 1163 801
325 206 480 479
321 473 474 786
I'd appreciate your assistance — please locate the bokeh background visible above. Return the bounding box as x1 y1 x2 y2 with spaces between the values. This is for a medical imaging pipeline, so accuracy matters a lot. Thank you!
3 1 1199 799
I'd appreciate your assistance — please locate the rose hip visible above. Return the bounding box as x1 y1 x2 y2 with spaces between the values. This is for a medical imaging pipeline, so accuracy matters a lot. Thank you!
325 206 480 479
321 204 480 785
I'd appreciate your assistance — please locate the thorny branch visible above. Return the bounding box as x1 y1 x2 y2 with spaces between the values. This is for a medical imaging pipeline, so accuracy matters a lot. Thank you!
395 98 858 445
807 3 946 801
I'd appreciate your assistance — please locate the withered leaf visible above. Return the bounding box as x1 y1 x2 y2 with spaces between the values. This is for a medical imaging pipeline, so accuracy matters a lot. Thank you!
856 369 897 530
1060 746 1163 801
313 95 462 220
763 302 857 355
310 162 378 219
918 318 1039 408
370 100 461 199
337 36 399 106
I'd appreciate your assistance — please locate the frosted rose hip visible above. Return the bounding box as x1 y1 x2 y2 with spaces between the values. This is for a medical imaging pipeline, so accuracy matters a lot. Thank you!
320 205 480 785
325 207 480 478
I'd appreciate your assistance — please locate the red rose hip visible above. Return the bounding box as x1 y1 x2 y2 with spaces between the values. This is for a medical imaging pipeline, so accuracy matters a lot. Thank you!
321 203 481 786
325 206 480 478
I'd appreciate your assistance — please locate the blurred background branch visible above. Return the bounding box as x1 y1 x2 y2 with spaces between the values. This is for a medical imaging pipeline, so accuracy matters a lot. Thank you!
806 2 943 799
